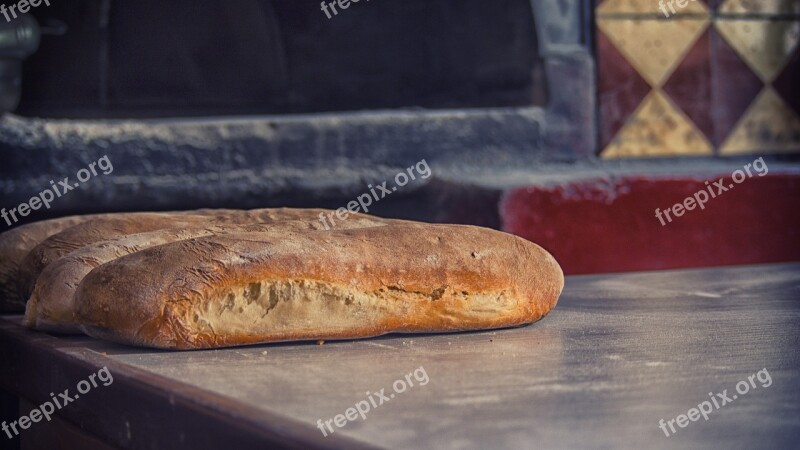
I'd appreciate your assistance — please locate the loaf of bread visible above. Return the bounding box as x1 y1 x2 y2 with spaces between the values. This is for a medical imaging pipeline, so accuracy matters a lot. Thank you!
0 215 103 312
16 208 333 300
0 210 240 310
25 216 387 333
74 224 563 349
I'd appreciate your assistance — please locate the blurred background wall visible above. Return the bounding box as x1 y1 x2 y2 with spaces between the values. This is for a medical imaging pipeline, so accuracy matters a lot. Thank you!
0 0 798 275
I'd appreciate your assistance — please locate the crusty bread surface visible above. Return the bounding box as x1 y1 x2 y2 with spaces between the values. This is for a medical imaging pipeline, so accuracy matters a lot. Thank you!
0 215 102 312
75 223 564 349
16 208 334 300
26 215 387 333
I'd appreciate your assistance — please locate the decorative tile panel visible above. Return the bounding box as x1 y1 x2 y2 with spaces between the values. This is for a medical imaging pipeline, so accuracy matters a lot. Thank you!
596 0 800 157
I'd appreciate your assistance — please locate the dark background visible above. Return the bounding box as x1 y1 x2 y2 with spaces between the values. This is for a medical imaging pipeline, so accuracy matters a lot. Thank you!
18 0 547 118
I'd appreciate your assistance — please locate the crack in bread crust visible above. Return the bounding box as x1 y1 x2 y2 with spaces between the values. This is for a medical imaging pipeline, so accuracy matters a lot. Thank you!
167 279 519 348
25 212 388 332
76 223 564 350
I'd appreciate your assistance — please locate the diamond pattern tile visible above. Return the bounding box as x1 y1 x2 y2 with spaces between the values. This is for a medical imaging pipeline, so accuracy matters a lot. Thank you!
596 1 800 157
597 17 710 87
597 26 652 149
602 90 714 158
719 0 800 15
720 87 800 154
773 38 800 116
710 26 765 146
597 0 710 16
715 19 800 82
662 28 714 142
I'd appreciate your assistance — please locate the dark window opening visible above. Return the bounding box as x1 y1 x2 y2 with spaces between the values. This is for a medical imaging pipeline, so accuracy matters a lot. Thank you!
18 0 547 119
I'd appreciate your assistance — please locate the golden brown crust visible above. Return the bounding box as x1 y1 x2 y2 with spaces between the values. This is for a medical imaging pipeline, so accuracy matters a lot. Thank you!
26 215 387 333
16 208 335 300
0 215 104 312
1 210 217 310
75 224 563 349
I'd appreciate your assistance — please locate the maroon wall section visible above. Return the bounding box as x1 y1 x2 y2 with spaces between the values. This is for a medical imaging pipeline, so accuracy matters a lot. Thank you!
501 174 800 275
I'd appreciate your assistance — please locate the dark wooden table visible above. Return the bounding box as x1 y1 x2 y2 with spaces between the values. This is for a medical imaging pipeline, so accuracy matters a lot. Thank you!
2 263 799 449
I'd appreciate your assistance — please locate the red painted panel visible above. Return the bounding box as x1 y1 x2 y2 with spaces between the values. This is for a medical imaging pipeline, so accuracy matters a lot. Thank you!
501 174 800 275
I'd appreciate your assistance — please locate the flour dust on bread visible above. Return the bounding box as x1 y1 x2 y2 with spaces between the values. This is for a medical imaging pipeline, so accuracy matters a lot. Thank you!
0 214 107 312
74 224 564 349
25 216 387 333
16 208 336 300
1 211 215 310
